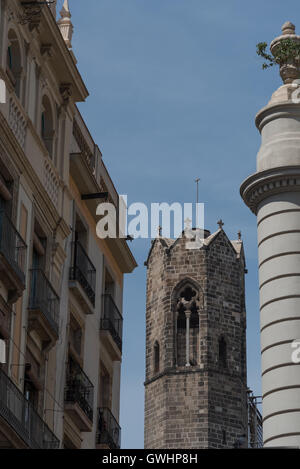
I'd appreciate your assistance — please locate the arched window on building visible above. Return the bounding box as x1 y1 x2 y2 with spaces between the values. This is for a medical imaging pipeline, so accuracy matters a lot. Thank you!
6 30 22 99
174 281 201 367
218 336 227 368
154 341 160 374
41 95 54 158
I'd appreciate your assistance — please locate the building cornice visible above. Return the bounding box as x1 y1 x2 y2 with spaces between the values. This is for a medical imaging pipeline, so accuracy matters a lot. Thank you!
40 5 88 103
240 166 300 214
14 0 88 103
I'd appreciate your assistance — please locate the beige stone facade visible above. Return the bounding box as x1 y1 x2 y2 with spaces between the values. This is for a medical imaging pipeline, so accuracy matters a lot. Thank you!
144 228 248 448
0 0 136 449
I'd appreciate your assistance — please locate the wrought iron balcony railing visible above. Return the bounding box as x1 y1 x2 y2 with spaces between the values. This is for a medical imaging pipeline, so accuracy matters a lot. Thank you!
97 407 121 449
0 210 26 283
64 358 94 422
69 241 96 306
29 269 59 335
101 294 123 352
0 367 59 449
248 393 263 448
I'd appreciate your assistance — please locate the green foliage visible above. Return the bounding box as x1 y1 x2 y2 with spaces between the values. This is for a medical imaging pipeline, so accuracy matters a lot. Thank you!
256 38 300 70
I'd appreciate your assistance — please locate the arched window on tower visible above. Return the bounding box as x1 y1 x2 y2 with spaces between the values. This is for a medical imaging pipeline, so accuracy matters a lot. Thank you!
175 282 201 367
218 336 227 368
154 341 160 373
41 95 54 158
6 30 22 99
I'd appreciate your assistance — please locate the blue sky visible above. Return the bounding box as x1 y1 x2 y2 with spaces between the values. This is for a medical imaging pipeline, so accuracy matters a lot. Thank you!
58 0 300 448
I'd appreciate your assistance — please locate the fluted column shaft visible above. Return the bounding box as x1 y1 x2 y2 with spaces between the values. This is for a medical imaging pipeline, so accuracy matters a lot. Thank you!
185 311 191 367
258 190 300 447
241 81 300 446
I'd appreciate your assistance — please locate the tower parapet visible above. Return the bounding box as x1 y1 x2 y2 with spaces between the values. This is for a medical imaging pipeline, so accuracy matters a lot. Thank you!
241 22 300 448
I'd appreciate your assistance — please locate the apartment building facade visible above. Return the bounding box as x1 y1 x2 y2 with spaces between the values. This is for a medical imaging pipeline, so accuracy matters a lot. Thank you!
0 0 136 449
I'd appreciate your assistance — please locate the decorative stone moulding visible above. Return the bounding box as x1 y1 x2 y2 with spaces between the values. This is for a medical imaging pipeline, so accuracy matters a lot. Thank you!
240 167 300 214
60 83 72 104
40 44 54 58
19 1 44 31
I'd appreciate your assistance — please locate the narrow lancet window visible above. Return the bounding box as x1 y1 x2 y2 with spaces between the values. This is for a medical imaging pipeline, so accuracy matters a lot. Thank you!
154 341 160 373
219 336 227 368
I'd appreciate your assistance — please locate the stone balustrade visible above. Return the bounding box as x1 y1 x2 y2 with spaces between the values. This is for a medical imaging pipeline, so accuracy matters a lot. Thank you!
8 96 26 149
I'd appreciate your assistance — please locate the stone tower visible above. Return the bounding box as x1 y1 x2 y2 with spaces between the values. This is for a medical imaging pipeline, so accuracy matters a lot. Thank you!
144 225 248 449
241 22 300 447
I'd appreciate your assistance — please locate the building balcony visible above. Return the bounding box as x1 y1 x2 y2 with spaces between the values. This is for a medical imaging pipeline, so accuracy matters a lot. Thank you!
28 269 59 350
69 241 96 312
0 210 26 303
64 358 94 432
69 116 100 199
100 294 123 358
0 368 59 449
70 111 137 276
96 407 121 449
248 393 263 449
72 119 96 175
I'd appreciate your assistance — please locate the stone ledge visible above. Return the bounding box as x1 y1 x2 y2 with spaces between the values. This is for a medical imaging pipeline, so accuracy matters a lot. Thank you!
144 365 244 386
240 166 300 214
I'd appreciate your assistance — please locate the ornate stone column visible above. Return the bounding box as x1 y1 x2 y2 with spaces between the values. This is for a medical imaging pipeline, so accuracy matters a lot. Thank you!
241 22 300 447
185 310 191 367
174 310 178 366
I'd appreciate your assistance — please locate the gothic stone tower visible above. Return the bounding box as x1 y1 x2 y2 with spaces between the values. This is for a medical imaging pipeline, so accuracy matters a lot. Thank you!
144 226 248 448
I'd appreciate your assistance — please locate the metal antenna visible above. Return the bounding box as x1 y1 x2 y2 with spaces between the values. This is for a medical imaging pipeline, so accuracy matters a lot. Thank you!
195 178 200 228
